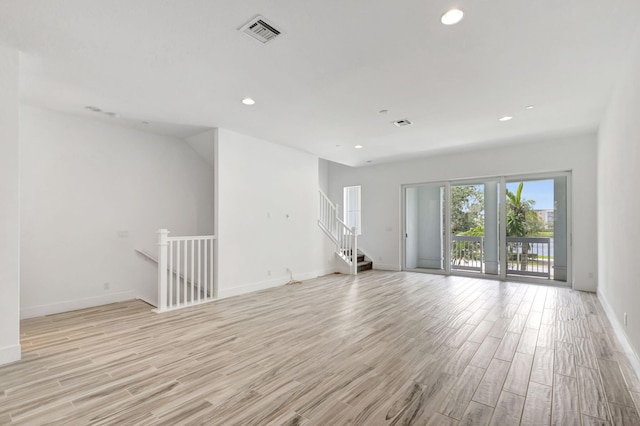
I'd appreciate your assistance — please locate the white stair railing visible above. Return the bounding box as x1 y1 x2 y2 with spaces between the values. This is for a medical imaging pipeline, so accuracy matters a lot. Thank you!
318 190 358 275
157 229 216 312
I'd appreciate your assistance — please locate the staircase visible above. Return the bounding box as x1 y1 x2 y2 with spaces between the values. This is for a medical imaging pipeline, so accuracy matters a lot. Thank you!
318 189 373 275
355 250 373 273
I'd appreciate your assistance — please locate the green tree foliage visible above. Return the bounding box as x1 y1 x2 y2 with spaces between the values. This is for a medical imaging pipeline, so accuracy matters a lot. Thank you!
462 225 485 237
506 182 545 270
451 185 484 235
506 182 544 237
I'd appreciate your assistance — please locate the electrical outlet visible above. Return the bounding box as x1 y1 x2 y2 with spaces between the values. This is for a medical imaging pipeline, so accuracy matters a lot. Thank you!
103 282 110 290
624 312 628 327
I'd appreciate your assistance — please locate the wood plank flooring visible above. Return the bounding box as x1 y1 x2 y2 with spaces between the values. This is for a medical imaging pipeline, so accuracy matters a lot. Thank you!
1 271 640 425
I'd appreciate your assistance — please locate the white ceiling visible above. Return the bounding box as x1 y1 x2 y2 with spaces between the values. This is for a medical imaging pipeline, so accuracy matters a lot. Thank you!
1 0 639 166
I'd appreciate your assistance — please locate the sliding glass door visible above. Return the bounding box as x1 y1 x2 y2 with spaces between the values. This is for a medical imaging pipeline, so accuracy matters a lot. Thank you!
403 173 570 284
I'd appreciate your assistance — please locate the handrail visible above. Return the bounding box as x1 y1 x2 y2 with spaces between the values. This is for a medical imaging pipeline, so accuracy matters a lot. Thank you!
319 189 336 210
168 235 217 242
135 248 157 263
506 236 550 244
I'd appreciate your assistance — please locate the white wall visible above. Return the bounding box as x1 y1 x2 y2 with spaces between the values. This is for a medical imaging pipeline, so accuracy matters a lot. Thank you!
216 129 333 298
20 106 214 317
0 47 21 365
318 158 341 271
318 158 330 194
185 129 216 234
598 33 640 360
327 133 598 291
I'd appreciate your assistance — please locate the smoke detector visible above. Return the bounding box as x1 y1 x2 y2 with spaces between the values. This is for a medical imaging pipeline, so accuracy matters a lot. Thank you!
239 16 282 44
393 119 413 127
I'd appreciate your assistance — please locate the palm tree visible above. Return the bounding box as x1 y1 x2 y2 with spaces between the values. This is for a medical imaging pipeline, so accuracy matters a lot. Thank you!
506 182 531 270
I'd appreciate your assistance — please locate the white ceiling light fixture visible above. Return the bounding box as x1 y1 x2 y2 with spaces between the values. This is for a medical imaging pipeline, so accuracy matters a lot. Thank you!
354 145 363 149
499 116 513 122
441 9 464 25
525 105 534 110
242 98 255 105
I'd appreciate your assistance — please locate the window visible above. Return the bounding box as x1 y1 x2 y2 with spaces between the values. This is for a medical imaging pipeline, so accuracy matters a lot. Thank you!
343 186 361 235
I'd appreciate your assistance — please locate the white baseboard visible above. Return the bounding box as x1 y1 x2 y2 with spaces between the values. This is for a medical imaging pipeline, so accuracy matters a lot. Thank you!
597 289 640 378
20 290 136 319
0 344 21 366
217 268 336 299
216 277 287 299
373 263 401 271
136 295 157 308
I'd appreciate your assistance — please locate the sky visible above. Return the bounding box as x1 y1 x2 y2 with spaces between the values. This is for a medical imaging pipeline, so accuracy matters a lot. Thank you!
506 179 554 210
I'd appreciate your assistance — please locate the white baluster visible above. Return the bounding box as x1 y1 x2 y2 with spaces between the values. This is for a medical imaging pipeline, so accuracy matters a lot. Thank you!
351 227 357 275
168 239 173 309
197 239 201 302
190 239 195 304
176 240 181 306
210 238 214 298
157 229 169 311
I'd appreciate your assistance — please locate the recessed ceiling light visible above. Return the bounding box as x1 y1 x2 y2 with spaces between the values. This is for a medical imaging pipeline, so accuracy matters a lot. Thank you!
525 105 534 110
85 106 101 112
366 160 372 163
379 109 388 114
499 116 513 122
441 9 464 25
354 145 364 149
242 98 255 105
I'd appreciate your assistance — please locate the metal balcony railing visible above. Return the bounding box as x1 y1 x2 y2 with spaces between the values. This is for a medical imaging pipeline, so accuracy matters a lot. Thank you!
506 237 551 279
451 235 484 273
450 235 552 279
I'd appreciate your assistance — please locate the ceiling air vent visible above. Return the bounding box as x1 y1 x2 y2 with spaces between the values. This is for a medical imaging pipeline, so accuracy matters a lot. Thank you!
393 119 413 127
239 16 282 44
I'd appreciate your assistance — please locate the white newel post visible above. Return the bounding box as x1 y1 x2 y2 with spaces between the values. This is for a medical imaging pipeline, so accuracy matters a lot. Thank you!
351 227 358 275
157 229 169 311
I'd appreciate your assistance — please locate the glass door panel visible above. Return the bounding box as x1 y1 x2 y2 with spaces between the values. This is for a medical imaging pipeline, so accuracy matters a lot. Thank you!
505 177 567 282
404 184 445 271
450 181 499 276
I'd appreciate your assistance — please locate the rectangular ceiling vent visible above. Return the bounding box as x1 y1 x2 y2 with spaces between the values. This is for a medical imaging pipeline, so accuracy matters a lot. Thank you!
393 119 413 127
239 16 282 44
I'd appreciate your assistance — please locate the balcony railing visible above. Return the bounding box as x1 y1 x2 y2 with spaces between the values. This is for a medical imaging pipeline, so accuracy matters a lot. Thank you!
506 237 551 279
450 235 552 279
451 235 484 273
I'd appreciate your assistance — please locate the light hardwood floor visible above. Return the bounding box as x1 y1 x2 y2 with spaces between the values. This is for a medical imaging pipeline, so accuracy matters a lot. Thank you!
2 271 640 425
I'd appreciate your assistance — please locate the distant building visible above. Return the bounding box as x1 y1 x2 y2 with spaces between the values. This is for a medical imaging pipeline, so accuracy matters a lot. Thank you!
536 209 554 227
